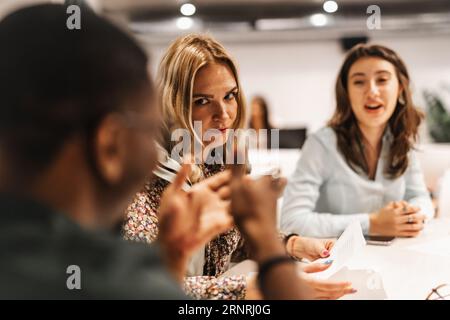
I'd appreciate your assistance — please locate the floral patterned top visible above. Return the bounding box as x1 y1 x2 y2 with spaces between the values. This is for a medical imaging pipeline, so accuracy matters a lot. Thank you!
122 163 248 300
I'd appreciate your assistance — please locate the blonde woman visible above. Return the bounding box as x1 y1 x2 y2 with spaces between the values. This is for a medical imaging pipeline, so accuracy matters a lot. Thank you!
123 34 352 300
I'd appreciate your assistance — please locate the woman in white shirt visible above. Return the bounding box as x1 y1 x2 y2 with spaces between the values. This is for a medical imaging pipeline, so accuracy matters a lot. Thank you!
281 44 434 238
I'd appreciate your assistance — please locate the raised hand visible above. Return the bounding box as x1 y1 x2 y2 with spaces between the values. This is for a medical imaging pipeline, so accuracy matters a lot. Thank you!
158 164 233 281
230 163 287 262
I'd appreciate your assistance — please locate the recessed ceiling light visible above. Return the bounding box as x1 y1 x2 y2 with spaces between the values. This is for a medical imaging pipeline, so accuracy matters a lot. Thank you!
180 3 196 16
323 1 338 14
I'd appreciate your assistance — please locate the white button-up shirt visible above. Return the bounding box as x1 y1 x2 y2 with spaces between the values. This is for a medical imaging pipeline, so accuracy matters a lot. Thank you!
281 127 434 238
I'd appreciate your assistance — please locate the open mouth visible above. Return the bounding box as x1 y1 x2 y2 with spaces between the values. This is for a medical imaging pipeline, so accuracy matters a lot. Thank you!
218 128 227 133
364 104 383 111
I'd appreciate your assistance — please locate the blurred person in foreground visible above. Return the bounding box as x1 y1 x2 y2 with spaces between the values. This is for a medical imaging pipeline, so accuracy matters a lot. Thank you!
0 4 230 299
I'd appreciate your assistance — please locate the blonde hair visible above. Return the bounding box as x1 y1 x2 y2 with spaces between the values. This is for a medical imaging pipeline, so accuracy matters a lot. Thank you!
157 33 247 182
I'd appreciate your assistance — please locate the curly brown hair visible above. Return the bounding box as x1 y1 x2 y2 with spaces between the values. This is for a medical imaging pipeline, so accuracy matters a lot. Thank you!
328 44 423 179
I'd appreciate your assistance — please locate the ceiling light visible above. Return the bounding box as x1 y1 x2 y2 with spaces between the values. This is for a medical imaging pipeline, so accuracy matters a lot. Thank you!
180 3 196 16
310 13 328 27
323 1 338 14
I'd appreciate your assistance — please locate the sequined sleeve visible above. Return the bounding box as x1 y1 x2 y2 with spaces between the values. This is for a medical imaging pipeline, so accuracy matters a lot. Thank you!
122 190 160 244
184 275 247 300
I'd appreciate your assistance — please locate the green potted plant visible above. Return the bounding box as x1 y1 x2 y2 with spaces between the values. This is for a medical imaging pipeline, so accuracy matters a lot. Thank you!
423 85 450 142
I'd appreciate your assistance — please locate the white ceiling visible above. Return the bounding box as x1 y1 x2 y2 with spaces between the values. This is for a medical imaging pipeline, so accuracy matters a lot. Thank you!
2 0 448 44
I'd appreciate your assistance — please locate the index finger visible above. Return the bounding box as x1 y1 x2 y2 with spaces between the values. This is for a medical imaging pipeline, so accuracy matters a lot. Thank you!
310 280 352 291
398 206 420 215
231 146 247 180
205 170 232 191
171 163 191 190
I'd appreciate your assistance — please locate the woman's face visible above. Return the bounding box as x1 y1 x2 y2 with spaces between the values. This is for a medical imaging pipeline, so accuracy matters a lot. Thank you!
191 62 238 145
347 57 401 130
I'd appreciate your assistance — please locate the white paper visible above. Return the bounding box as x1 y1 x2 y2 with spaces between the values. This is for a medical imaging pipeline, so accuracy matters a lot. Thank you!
328 267 387 300
313 220 366 279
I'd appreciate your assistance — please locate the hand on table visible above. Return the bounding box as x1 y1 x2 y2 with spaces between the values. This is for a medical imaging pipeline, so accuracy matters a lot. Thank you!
369 201 426 237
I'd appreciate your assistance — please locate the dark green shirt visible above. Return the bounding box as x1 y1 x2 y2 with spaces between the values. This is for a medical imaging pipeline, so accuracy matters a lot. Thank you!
0 194 186 299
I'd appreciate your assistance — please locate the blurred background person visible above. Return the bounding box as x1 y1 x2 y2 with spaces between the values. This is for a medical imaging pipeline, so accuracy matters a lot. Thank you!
249 95 274 149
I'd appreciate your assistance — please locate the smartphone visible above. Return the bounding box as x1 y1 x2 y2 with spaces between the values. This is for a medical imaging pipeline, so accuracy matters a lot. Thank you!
364 235 395 246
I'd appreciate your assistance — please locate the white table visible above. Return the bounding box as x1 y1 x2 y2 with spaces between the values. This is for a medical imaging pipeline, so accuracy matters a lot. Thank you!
223 217 450 300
